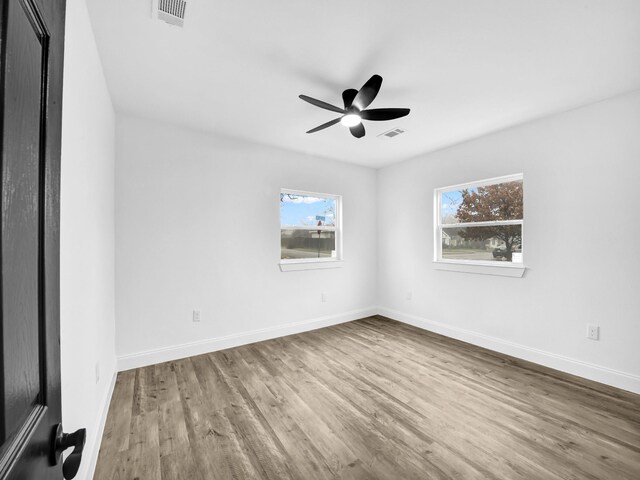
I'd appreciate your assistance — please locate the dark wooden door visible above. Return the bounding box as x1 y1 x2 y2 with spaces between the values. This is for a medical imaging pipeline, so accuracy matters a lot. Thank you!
0 0 66 478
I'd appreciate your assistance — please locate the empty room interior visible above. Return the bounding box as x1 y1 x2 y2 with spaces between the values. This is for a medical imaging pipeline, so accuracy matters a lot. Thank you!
3 0 640 479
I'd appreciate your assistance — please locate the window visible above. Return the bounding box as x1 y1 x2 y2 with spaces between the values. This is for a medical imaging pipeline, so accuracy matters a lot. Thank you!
280 189 341 264
435 174 523 267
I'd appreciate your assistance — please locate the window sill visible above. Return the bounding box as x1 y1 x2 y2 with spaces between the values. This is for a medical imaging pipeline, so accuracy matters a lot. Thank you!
279 260 344 272
433 261 525 278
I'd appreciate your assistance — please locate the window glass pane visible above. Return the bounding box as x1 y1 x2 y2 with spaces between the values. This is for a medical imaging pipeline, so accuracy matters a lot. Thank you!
440 179 523 224
281 229 336 260
281 193 336 228
442 225 522 262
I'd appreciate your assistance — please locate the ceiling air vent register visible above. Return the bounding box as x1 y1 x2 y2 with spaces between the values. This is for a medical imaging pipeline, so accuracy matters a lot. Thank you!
378 128 406 138
152 0 187 27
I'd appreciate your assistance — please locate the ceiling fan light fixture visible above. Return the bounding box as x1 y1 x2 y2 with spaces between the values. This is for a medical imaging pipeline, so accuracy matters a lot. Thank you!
340 114 362 127
299 75 410 138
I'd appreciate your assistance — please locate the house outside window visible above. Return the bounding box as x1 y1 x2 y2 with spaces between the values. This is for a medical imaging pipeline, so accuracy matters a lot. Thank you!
280 189 341 264
435 174 523 266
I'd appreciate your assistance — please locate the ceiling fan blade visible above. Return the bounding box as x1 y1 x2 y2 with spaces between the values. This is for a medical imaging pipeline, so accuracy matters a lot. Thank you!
299 95 345 114
306 117 342 134
350 123 365 138
352 74 383 111
342 89 358 109
360 108 410 121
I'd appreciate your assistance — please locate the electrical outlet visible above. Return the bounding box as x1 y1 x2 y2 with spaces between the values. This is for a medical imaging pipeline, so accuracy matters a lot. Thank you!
321 292 328 303
193 310 201 322
587 324 600 341
406 291 413 301
95 362 100 384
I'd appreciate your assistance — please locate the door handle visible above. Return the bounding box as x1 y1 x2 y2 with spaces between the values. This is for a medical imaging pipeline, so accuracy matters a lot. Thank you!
50 424 86 479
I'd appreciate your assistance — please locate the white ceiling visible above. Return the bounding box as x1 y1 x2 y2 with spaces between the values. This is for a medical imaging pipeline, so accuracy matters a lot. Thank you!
86 0 640 168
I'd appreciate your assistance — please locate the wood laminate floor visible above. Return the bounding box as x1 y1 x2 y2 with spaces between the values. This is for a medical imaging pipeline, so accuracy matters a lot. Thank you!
94 317 640 479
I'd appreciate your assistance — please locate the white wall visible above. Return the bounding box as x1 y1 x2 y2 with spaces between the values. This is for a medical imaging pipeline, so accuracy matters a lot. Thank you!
115 115 377 368
60 1 116 478
378 90 640 393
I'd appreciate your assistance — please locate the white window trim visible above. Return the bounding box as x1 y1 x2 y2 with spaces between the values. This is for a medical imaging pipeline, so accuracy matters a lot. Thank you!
434 173 525 277
279 260 344 272
279 188 343 271
433 261 525 277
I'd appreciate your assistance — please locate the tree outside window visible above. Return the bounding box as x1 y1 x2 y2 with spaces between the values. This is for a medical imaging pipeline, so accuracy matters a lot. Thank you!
436 175 523 264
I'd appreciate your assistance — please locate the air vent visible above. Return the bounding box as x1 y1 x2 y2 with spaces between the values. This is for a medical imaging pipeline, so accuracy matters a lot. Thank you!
152 0 187 27
378 128 406 138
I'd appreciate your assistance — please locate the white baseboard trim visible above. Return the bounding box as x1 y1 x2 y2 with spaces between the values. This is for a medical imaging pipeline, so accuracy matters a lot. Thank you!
84 369 117 480
379 307 640 395
117 307 378 371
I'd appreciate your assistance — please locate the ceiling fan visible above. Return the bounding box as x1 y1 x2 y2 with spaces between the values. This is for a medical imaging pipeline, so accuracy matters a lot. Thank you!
299 74 410 138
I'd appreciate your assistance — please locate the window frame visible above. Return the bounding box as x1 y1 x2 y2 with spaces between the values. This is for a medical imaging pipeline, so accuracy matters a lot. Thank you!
434 173 525 274
279 188 343 268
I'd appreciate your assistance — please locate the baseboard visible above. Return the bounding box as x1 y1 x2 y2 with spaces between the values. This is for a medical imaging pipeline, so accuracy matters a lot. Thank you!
117 307 377 371
379 307 640 395
84 369 117 480
116 305 640 393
